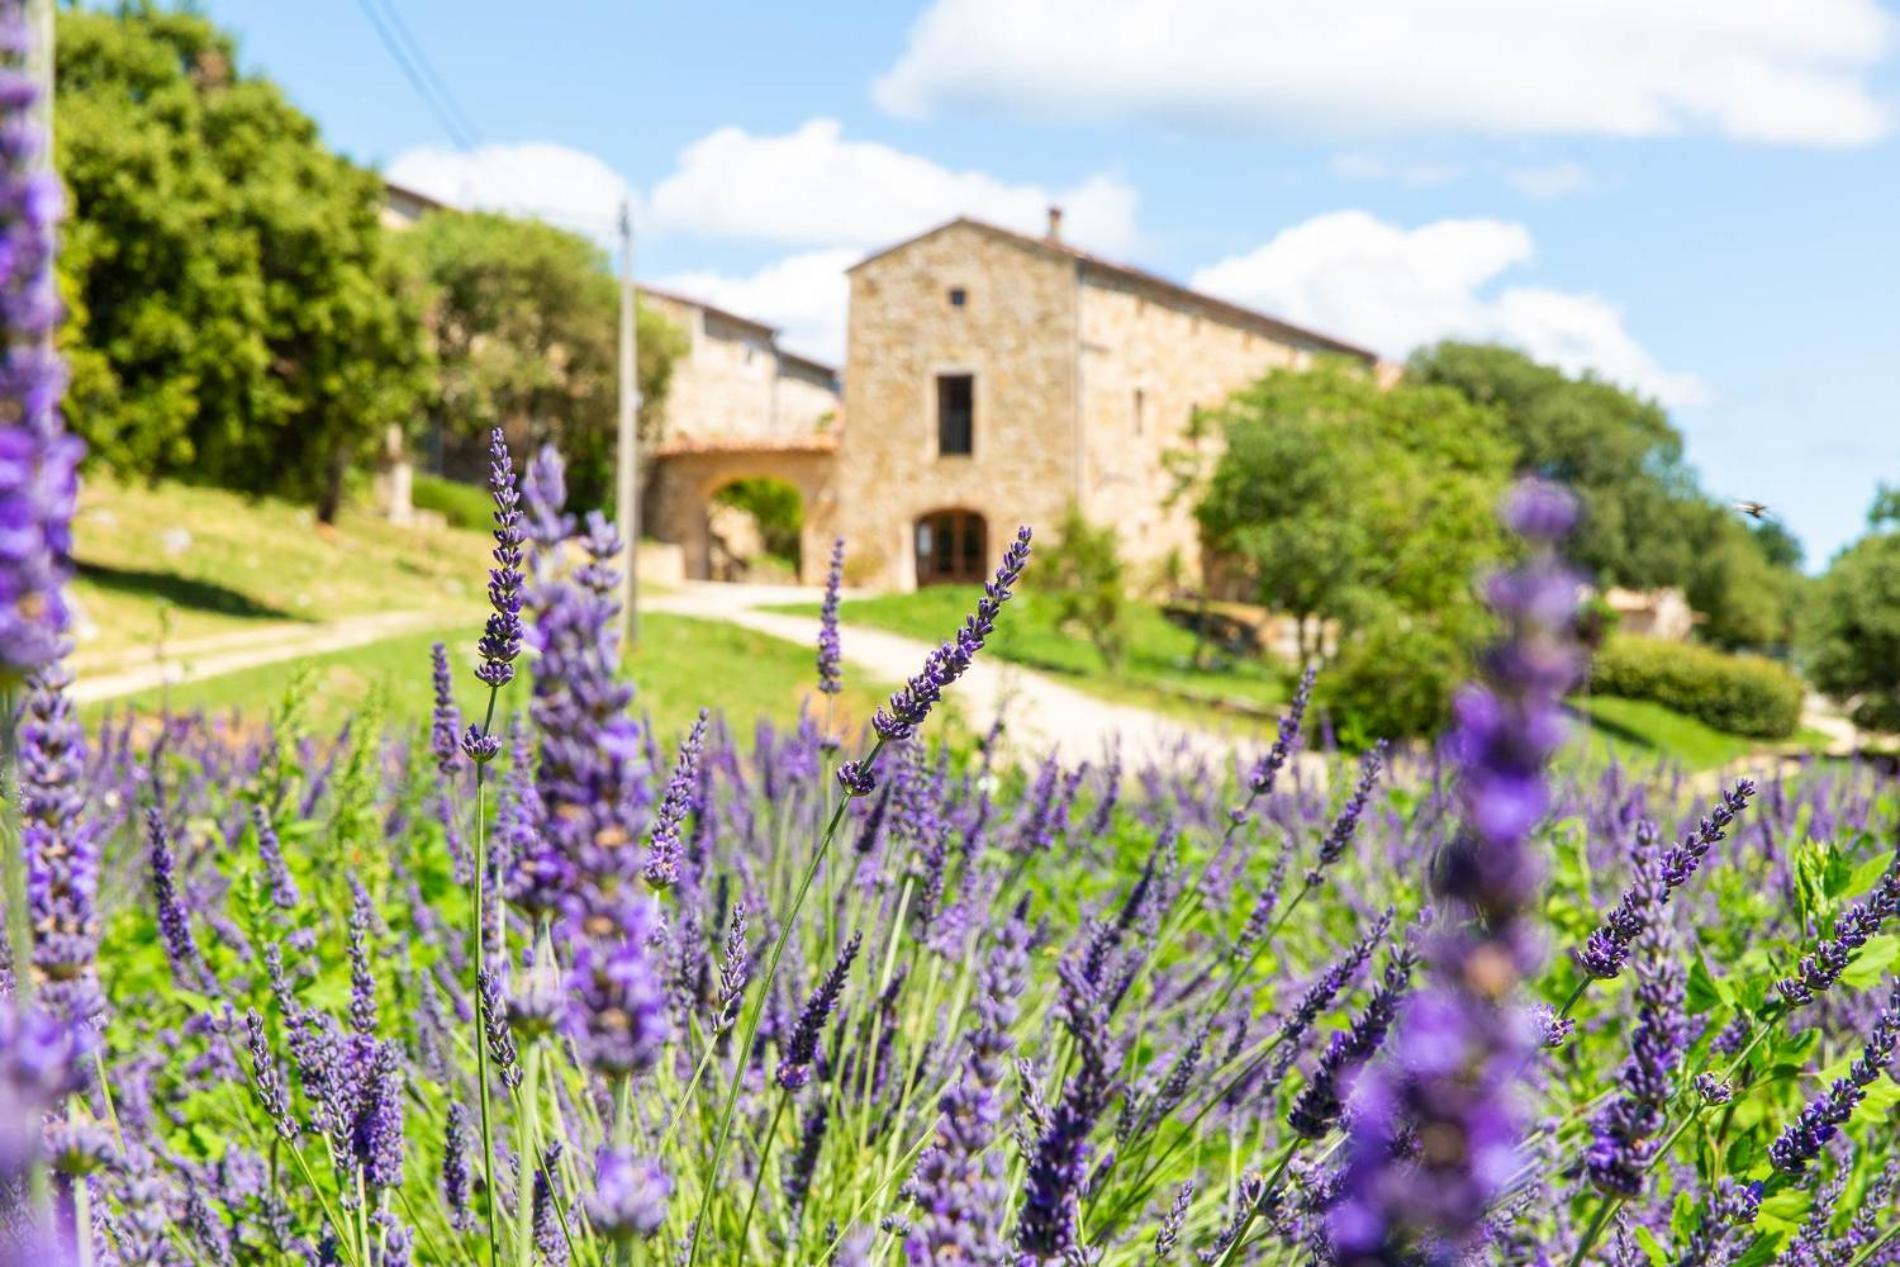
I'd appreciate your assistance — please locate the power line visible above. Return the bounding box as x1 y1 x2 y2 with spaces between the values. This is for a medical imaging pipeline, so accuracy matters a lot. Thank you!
353 0 479 151
366 0 484 147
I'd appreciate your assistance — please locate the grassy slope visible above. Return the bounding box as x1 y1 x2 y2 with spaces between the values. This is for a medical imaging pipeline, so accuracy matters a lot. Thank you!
1571 694 1833 771
93 614 892 742
71 475 493 660
771 584 1288 730
780 585 1819 771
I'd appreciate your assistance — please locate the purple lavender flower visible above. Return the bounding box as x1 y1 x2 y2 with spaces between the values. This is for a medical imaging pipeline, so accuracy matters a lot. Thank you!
428 642 462 776
1770 988 1900 1175
711 900 750 1037
1015 958 1119 1262
587 1146 670 1243
242 1009 295 1140
0 3 80 681
1675 1178 1763 1267
1330 478 1583 1265
874 526 1031 743
146 808 209 991
1584 900 1687 1198
645 710 706 891
351 1039 405 1191
778 932 862 1091
784 1101 829 1222
563 893 670 1081
818 536 845 696
1155 1180 1194 1260
442 1100 472 1232
905 905 1030 1263
251 805 299 910
522 446 651 919
347 880 377 1037
477 969 522 1092
1288 944 1416 1139
474 428 526 691
18 657 100 1021
1247 666 1315 799
0 1000 91 1176
1775 863 1900 1008
1307 741 1386 886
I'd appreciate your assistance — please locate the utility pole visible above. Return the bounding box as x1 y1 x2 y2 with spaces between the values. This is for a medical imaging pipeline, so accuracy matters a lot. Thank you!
616 197 640 647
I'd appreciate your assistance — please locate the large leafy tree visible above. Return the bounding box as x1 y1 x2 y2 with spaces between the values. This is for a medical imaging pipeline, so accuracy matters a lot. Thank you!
1194 362 1512 660
1806 490 1900 730
56 5 430 520
397 210 684 512
1409 342 1802 649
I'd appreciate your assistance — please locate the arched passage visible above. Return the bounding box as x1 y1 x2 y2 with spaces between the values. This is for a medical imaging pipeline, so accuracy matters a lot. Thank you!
913 508 989 586
708 476 805 581
648 436 837 583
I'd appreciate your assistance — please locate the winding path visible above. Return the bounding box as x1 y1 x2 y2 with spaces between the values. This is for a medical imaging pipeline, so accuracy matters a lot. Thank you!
646 581 1265 769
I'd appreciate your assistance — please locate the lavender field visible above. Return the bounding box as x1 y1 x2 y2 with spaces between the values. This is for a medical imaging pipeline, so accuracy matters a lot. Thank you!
3 4 1900 1265
0 422 1894 1267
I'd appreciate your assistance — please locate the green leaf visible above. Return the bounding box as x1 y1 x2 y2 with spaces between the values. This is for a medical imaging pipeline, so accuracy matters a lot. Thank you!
1842 851 1895 900
1633 1224 1668 1267
1840 933 1900 990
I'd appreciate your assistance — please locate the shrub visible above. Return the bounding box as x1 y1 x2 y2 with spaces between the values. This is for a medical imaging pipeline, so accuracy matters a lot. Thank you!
1588 634 1802 739
1040 505 1130 671
1317 618 1465 745
411 472 494 531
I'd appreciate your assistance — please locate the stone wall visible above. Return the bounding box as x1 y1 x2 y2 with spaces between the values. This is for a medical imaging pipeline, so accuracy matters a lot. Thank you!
826 223 1080 590
645 290 841 446
1075 270 1310 586
648 442 838 583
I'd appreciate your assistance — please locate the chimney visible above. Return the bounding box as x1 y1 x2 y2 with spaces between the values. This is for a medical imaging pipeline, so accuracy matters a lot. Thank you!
1046 204 1064 242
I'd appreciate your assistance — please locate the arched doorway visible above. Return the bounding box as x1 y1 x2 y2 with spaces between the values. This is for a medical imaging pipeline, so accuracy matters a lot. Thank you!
915 509 987 586
708 476 805 582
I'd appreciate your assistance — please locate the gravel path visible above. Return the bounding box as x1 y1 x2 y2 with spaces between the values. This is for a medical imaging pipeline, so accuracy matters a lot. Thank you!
647 581 1268 770
70 608 465 705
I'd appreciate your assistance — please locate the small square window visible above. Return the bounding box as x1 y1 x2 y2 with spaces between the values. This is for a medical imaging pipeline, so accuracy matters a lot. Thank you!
948 287 967 308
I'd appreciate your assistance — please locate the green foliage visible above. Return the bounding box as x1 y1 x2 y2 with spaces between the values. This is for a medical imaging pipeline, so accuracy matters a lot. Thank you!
1039 505 1130 671
1806 519 1900 731
409 472 492 532
1589 634 1803 739
56 6 431 519
1192 362 1508 735
1409 343 1804 651
712 477 803 565
1316 616 1463 748
398 210 685 512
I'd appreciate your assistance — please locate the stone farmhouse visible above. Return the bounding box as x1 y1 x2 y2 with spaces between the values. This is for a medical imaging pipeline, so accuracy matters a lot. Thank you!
649 211 1382 589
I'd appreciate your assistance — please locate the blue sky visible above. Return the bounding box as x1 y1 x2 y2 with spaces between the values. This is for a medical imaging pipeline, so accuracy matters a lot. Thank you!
196 0 1900 569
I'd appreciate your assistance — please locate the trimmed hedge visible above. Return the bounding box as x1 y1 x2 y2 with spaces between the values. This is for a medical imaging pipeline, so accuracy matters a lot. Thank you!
411 473 492 532
1587 634 1802 740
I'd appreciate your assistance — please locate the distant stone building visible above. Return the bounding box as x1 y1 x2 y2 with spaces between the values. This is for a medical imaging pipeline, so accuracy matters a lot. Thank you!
814 214 1380 589
642 287 842 580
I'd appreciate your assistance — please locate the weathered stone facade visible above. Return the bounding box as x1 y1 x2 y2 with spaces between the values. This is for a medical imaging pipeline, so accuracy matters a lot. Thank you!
642 287 840 445
645 216 1377 589
817 217 1378 590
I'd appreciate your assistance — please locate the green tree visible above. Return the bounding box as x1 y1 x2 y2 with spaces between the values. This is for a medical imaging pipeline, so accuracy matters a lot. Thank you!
1041 504 1130 672
1193 362 1511 666
56 5 430 520
397 210 685 511
1806 495 1900 730
1409 342 1803 650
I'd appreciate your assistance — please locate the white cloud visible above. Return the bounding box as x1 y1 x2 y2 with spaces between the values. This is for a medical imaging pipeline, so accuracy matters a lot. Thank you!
1506 161 1594 199
656 248 861 366
1329 153 1465 187
875 0 1892 147
648 118 1139 253
1191 211 1707 406
386 143 631 240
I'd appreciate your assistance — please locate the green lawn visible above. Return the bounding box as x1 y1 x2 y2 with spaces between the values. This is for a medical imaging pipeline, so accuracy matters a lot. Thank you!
91 614 893 743
1571 694 1832 771
71 476 494 662
770 584 1289 728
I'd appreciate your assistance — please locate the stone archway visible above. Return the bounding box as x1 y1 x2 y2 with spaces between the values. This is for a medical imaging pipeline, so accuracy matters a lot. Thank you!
648 435 838 583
